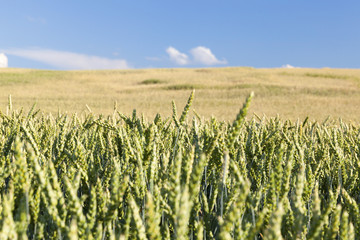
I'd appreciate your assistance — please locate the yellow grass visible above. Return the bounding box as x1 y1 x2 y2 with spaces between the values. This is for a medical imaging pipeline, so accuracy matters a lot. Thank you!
1 67 360 121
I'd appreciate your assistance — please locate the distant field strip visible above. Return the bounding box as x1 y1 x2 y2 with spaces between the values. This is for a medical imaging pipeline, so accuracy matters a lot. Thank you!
1 67 360 121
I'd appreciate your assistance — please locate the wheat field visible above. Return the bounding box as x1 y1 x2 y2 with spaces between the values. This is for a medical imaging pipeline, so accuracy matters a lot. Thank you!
1 92 360 239
1 66 360 238
1 67 360 121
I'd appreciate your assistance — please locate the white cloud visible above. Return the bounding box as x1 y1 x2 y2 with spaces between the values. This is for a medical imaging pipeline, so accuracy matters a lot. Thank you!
165 46 227 66
166 47 189 65
0 53 8 68
281 64 296 69
190 46 227 65
3 48 129 70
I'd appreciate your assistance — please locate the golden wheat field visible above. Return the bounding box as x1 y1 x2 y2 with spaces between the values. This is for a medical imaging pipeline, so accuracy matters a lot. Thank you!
1 67 360 121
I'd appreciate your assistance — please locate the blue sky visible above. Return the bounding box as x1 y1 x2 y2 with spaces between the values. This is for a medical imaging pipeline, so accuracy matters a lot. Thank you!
0 0 359 70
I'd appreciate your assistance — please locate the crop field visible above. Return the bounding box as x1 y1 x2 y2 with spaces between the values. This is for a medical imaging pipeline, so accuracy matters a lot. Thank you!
1 67 360 121
1 91 360 239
